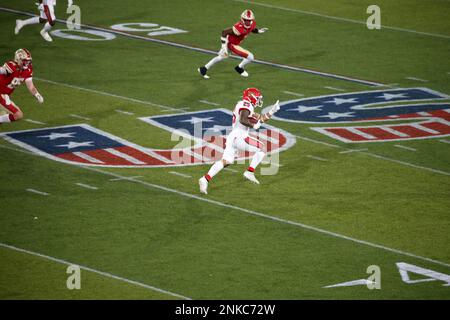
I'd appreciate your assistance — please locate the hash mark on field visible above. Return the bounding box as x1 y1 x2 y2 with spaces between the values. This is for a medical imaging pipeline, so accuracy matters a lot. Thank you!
70 114 91 121
405 77 428 82
199 100 220 106
339 149 368 154
307 155 328 162
75 183 98 190
25 119 46 125
0 242 191 300
394 144 417 152
224 168 238 173
110 175 143 181
115 109 135 116
283 91 304 97
26 189 49 196
438 139 450 145
169 171 192 178
262 161 283 167
160 107 190 112
324 86 345 92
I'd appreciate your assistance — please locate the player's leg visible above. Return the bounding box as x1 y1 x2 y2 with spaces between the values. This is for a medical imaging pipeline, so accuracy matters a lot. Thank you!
198 55 227 79
40 5 56 42
0 95 23 124
236 136 266 184
199 137 235 194
228 44 254 77
15 4 49 35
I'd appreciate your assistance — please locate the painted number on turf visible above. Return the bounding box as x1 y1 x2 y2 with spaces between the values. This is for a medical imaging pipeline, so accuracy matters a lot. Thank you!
111 23 188 36
397 262 450 286
367 5 381 30
66 265 81 290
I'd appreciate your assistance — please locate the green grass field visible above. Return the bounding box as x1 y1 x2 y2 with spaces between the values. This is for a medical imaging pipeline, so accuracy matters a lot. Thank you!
0 0 449 300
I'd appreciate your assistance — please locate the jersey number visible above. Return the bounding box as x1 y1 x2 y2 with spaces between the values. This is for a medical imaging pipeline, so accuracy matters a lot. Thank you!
7 78 23 89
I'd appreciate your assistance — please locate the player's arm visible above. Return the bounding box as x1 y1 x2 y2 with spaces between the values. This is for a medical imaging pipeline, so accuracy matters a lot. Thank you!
239 109 257 128
252 101 280 129
251 27 269 34
25 78 44 103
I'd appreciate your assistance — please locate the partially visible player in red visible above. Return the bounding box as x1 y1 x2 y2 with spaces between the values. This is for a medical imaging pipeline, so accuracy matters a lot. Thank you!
198 9 268 79
0 49 44 125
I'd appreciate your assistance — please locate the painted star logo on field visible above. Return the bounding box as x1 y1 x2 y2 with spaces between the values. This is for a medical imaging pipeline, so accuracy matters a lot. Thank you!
180 117 215 125
38 132 77 140
287 105 323 113
375 93 408 101
318 112 355 119
324 98 358 105
55 141 94 149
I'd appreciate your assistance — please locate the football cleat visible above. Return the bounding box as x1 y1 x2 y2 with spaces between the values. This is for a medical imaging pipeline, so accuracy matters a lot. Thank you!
40 30 53 42
198 66 210 79
242 87 263 108
199 177 209 194
241 9 255 29
235 66 249 78
243 171 260 184
15 20 23 35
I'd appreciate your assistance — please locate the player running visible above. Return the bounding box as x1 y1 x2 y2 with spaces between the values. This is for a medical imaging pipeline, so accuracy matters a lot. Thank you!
15 0 74 42
198 88 280 194
198 9 268 79
0 49 44 125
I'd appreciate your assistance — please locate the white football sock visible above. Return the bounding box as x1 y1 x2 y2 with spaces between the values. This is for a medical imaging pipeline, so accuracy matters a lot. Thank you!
43 22 52 32
21 17 40 26
206 161 224 180
205 55 226 70
239 53 254 69
249 151 265 170
0 114 12 123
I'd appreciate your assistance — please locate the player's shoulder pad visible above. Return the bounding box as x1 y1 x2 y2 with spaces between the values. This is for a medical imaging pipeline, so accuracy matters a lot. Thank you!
233 22 243 36
4 61 17 73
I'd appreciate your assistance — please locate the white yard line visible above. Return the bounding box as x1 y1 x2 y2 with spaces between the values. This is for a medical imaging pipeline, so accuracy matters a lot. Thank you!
306 155 328 162
2 144 450 269
438 139 450 145
405 77 429 82
26 188 49 196
169 171 192 179
34 77 182 112
231 0 450 40
199 100 220 106
115 109 135 116
25 119 46 125
70 114 92 121
394 145 417 152
324 86 345 92
339 149 368 154
110 176 143 181
75 183 98 190
0 242 191 300
283 91 304 97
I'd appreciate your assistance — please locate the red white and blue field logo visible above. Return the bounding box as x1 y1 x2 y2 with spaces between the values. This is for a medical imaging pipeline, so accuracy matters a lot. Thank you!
0 109 295 168
266 88 450 143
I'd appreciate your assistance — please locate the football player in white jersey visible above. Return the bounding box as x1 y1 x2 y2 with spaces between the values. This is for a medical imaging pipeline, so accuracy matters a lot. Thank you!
15 0 74 42
199 88 280 194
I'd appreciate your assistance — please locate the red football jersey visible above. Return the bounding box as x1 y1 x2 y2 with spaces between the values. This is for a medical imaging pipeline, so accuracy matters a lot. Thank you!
0 61 33 95
228 20 256 45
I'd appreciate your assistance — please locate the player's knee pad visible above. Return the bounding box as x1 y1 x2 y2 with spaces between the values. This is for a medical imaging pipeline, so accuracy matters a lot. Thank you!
247 53 254 61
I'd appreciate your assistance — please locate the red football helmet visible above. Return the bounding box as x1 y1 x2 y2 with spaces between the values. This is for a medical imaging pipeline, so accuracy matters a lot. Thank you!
240 9 255 29
14 48 32 69
243 87 263 108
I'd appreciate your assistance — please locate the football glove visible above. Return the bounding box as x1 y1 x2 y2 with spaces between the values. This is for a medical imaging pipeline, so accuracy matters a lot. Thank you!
253 120 262 130
268 100 280 116
35 2 44 11
258 27 269 33
35 93 44 104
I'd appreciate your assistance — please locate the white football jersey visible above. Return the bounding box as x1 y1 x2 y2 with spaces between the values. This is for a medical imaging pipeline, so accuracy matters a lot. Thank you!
231 100 254 137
